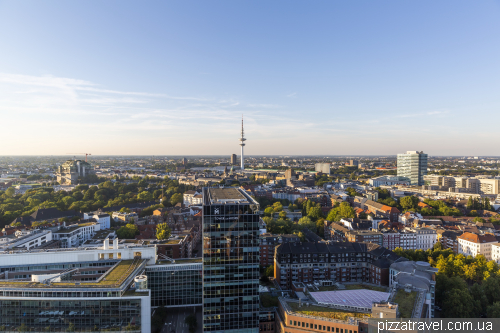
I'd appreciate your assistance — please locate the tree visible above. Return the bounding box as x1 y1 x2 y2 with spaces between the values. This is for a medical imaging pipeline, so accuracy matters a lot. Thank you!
273 202 283 212
487 302 500 318
470 283 488 317
170 193 183 206
442 288 475 318
400 196 419 211
326 202 355 221
120 207 131 213
264 265 274 277
264 207 274 217
116 223 139 239
67 322 75 332
185 314 198 333
137 191 153 201
473 217 486 224
278 211 287 219
307 206 323 221
483 276 500 305
467 196 474 210
156 223 171 240
5 187 15 197
298 216 316 232
18 323 28 332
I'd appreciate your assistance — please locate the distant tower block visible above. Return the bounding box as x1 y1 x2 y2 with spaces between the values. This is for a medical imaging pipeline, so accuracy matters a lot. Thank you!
239 116 246 170
231 154 237 166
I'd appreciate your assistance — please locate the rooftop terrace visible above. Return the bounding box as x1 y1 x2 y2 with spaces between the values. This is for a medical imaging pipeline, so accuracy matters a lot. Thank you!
158 258 202 265
0 259 146 289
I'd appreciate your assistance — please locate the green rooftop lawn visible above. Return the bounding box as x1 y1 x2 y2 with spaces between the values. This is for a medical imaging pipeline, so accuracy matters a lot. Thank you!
0 259 144 288
344 284 387 292
159 258 202 265
261 293 279 308
288 302 370 321
317 286 338 292
392 289 417 318
164 239 181 244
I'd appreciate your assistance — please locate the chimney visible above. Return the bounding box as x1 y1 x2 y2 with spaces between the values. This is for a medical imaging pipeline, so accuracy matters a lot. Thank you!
103 238 109 250
113 238 119 249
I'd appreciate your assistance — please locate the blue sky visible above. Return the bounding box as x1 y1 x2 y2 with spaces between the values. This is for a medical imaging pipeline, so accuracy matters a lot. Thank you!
1 1 499 156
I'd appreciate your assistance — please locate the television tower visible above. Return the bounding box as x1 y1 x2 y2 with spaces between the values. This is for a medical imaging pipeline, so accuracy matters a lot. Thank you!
239 116 246 170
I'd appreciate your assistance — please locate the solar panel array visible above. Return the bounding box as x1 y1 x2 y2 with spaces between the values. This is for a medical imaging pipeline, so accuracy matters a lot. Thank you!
310 289 390 308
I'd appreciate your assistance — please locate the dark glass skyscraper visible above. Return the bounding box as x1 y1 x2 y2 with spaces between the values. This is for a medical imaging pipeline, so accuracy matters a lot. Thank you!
202 188 260 333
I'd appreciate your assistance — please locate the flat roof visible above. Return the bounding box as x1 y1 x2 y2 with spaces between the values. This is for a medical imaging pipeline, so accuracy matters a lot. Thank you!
0 259 146 289
310 289 390 309
55 223 95 234
209 188 247 202
158 258 202 265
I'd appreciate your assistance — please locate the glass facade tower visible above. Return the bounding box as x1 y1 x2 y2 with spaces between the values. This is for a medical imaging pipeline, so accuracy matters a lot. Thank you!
397 151 428 186
202 188 260 333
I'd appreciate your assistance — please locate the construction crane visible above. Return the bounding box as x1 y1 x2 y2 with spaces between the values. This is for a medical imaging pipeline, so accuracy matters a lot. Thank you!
66 153 91 162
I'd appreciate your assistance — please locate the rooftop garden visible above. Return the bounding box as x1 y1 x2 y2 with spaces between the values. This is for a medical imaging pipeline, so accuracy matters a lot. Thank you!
0 259 144 288
288 302 370 321
261 293 280 308
392 289 417 318
159 258 202 265
344 284 387 292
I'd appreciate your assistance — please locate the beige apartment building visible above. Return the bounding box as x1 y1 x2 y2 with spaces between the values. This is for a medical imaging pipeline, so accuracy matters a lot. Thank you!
457 232 497 260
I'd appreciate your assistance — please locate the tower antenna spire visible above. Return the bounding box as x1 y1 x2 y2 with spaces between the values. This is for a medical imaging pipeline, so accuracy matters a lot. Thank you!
239 115 246 170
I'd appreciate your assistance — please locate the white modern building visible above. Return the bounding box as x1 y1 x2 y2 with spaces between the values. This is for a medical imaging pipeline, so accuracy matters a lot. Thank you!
0 230 53 251
0 241 156 332
183 190 202 206
52 222 101 248
315 163 331 175
491 243 500 265
369 176 411 187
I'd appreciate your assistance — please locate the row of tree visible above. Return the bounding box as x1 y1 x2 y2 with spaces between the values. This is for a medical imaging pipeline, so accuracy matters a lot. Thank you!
0 177 191 228
394 243 500 317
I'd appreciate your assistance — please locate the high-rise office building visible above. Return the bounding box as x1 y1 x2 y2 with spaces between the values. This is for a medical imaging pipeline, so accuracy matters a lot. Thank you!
202 188 260 333
182 157 188 166
397 151 428 186
230 154 237 166
349 160 359 167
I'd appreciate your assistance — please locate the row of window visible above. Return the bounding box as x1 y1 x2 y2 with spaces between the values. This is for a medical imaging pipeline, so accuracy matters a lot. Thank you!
288 320 357 333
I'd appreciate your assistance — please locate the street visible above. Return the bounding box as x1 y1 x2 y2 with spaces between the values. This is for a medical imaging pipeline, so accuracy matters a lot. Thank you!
161 306 202 333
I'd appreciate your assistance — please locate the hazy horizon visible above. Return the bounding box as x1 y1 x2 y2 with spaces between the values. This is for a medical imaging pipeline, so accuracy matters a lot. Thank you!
1 1 499 155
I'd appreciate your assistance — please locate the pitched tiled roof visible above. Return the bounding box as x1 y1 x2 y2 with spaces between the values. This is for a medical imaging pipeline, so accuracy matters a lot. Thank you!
458 232 497 244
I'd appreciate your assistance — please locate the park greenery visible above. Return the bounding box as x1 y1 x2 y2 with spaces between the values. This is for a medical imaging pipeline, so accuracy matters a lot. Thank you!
0 177 192 228
394 243 500 318
156 223 171 240
264 199 358 240
116 223 139 239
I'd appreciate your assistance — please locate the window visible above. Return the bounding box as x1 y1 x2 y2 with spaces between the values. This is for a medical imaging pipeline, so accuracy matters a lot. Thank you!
294 321 297 326
328 327 330 332
290 320 292 325
315 324 317 329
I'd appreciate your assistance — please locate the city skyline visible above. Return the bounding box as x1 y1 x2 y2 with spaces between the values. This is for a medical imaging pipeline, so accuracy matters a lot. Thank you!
1 1 500 155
